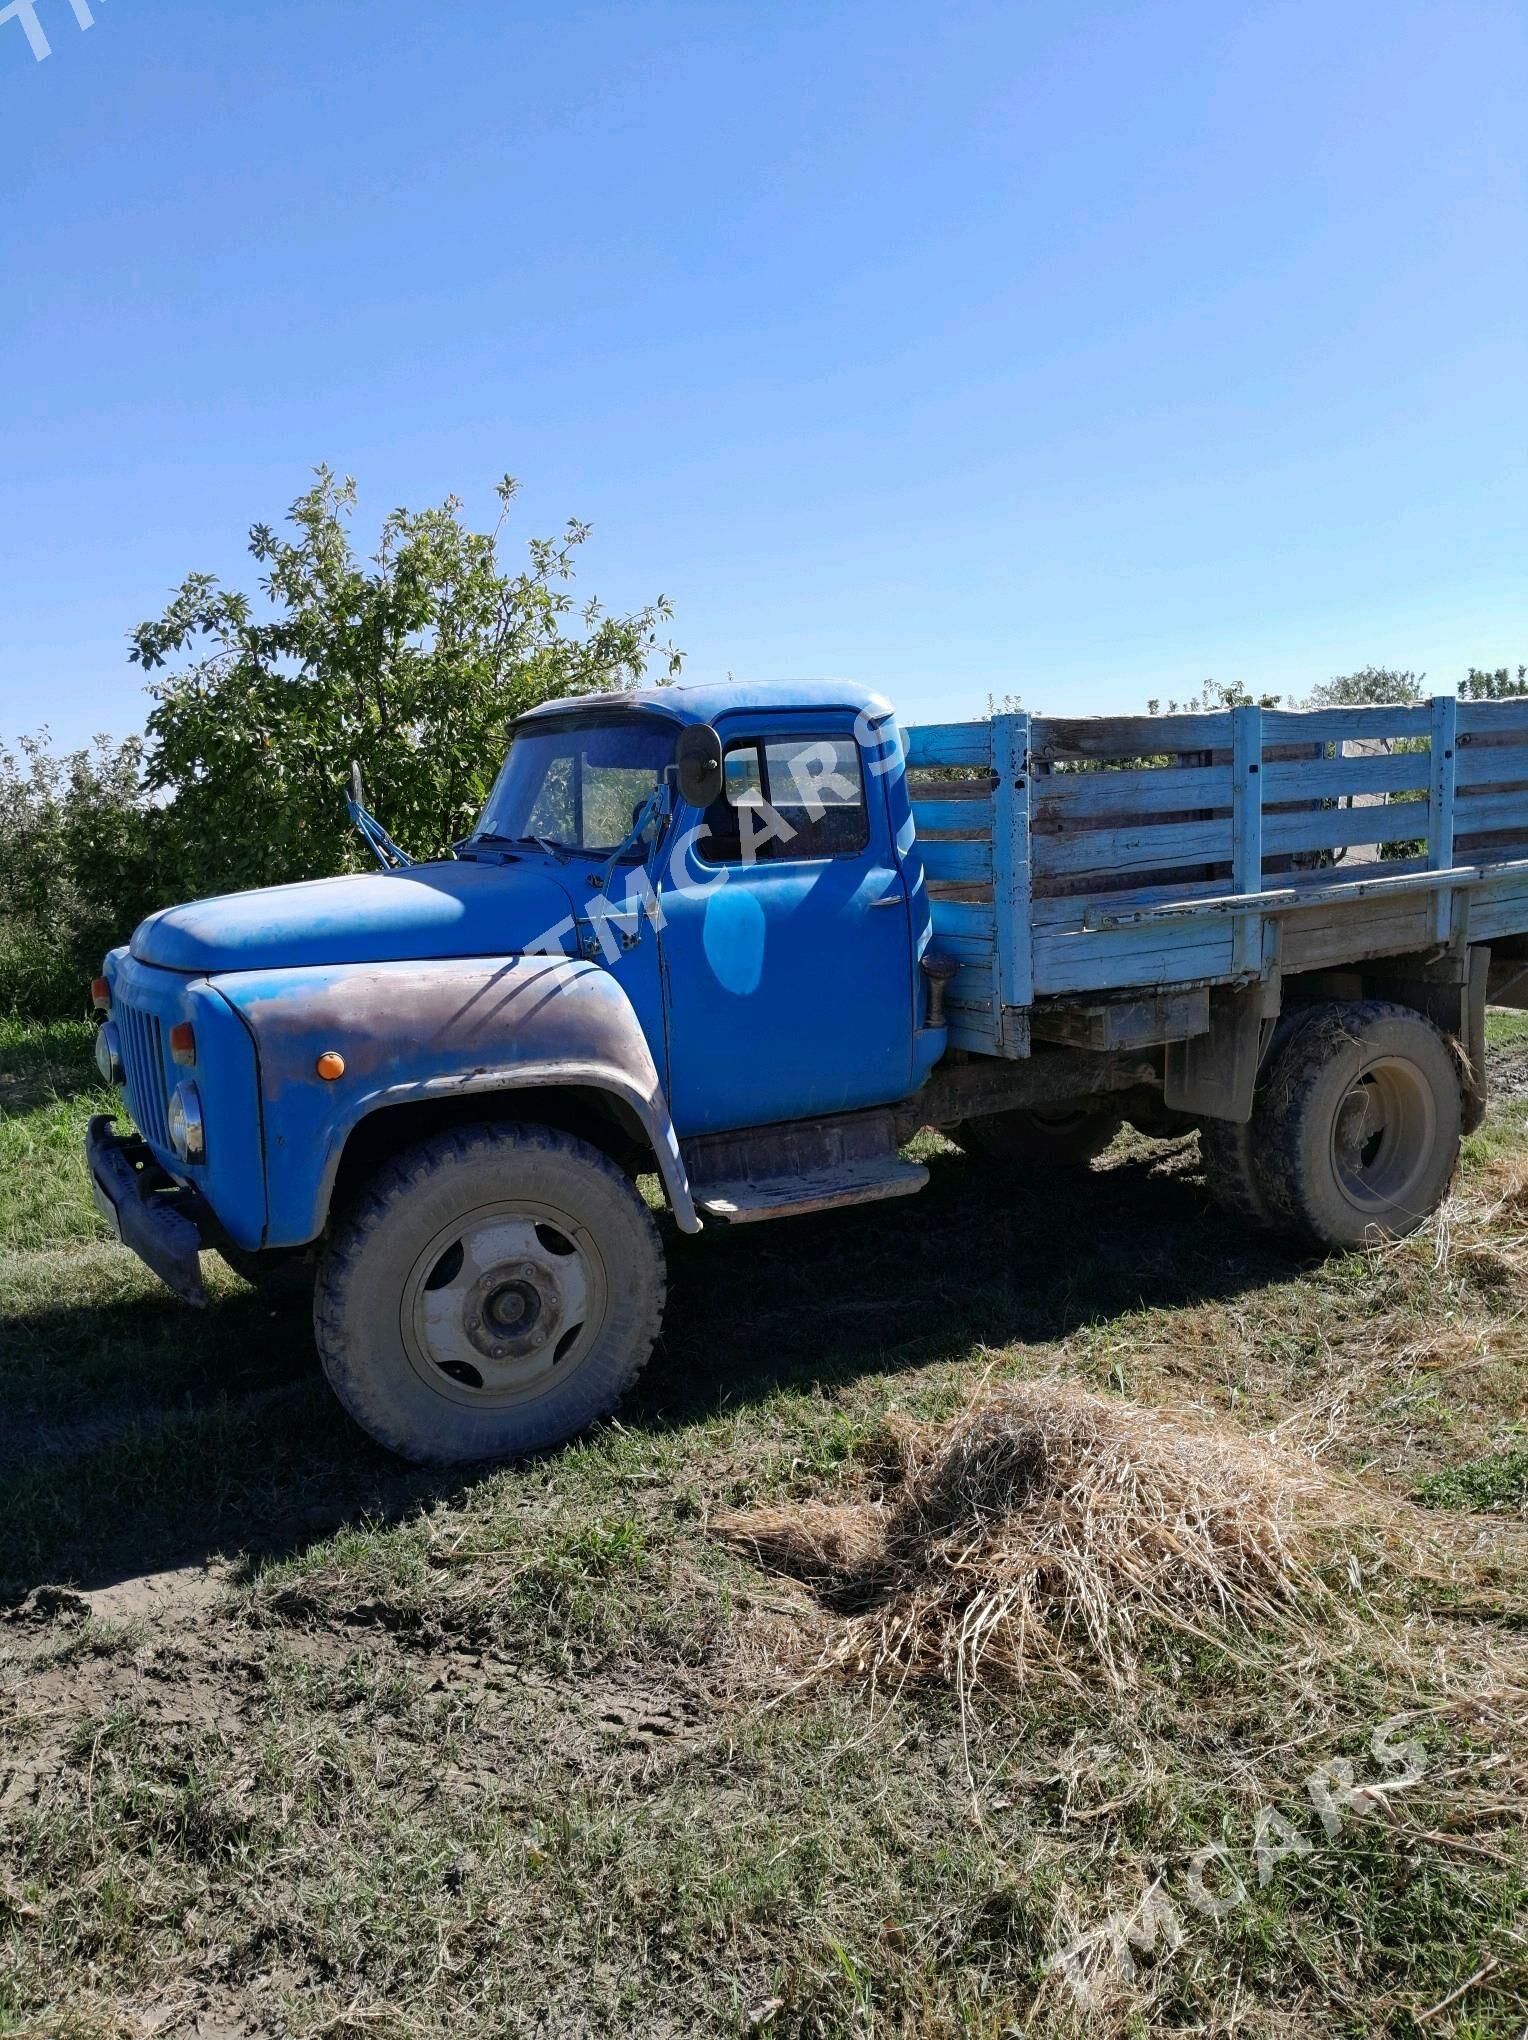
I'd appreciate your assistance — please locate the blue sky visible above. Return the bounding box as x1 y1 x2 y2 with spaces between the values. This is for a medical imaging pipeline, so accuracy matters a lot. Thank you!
1 0 1523 752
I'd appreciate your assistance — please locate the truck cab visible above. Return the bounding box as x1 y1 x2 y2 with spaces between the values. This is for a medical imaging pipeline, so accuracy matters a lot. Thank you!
88 680 950 1461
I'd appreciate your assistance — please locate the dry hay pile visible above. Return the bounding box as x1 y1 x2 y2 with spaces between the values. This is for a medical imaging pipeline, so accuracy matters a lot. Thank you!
716 1382 1332 1698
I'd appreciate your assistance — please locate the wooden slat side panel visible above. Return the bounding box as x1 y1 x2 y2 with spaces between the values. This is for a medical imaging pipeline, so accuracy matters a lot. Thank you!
1458 745 1528 787
947 1012 1000 1054
911 795 994 835
1466 868 1528 941
920 837 993 883
1281 896 1435 974
1031 763 1233 816
1032 712 1231 760
1030 875 1234 929
1457 698 1528 737
1033 816 1232 878
1263 802 1429 857
946 959 995 1010
1262 705 1432 746
904 722 992 769
1260 752 1432 801
930 897 996 942
1454 788 1528 836
1031 919 1235 997
991 712 1033 1017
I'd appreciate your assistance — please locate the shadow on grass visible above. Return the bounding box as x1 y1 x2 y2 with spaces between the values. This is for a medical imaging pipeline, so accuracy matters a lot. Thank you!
0 1138 1303 1604
0 1019 105 1114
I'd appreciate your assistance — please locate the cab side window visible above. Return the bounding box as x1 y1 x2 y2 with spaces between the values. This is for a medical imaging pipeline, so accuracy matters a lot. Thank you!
700 734 868 866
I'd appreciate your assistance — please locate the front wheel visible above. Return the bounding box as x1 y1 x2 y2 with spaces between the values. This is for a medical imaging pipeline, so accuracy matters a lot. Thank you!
314 1122 666 1464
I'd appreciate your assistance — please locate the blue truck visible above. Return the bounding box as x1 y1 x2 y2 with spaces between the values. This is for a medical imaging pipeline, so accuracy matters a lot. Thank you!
87 679 1528 1461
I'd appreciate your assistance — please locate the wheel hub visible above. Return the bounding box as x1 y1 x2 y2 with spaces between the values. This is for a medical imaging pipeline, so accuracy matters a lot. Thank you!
1330 1058 1435 1214
401 1208 604 1405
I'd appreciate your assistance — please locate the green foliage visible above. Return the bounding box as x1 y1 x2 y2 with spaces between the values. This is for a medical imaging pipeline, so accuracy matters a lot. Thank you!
1303 666 1427 708
1416 1443 1528 1513
0 470 680 1016
134 469 680 898
0 732 164 1020
1146 679 1284 714
1461 663 1528 701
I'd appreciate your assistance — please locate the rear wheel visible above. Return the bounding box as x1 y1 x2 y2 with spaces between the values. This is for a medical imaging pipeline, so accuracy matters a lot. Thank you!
314 1122 665 1463
954 1105 1122 1171
1257 1001 1461 1248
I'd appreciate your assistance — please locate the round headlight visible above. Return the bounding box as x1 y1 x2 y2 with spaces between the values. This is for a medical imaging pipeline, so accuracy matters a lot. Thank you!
167 1081 206 1162
95 1023 124 1087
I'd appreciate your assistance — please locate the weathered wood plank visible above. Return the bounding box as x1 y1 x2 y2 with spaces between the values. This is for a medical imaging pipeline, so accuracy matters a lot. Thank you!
1457 744 1528 787
904 721 992 769
1031 762 1233 816
1031 919 1234 997
1260 752 1432 801
1231 703 1262 975
991 711 1033 1027
1458 698 1528 737
1033 815 1232 877
1454 788 1528 836
1262 705 1431 746
1031 712 1230 761
1281 895 1435 973
947 1012 1000 1054
930 897 996 942
920 837 993 883
1262 801 1429 857
911 795 995 835
945 959 995 1009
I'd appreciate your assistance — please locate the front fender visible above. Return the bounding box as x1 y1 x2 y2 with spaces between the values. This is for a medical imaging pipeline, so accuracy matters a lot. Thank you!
214 955 699 1244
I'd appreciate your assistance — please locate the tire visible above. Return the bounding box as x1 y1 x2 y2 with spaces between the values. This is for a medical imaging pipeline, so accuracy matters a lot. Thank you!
314 1122 666 1464
1196 1013 1299 1232
219 1245 314 1303
1257 1001 1462 1249
953 1105 1122 1171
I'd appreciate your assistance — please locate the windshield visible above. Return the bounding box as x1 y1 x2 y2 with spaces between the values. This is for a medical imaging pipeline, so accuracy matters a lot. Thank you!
473 715 674 855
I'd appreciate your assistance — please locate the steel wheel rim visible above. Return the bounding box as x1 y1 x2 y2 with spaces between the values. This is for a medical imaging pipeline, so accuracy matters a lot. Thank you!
1329 1055 1437 1217
400 1199 608 1411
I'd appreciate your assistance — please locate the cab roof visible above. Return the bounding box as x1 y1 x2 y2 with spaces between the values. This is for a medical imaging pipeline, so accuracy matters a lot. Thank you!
514 677 894 730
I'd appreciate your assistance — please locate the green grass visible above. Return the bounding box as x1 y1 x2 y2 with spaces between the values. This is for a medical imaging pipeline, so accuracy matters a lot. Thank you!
1 1017 1525 2037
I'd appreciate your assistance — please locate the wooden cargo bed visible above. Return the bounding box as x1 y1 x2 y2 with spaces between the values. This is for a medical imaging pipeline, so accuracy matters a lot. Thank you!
904 696 1528 1058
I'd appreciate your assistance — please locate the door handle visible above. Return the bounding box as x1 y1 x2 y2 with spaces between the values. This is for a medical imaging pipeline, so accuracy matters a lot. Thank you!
869 890 906 909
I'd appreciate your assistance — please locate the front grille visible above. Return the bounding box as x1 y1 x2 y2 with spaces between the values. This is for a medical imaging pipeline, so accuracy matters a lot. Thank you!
118 999 171 1147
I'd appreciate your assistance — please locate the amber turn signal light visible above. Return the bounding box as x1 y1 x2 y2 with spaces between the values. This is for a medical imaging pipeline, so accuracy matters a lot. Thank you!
90 977 110 1012
316 1051 346 1081
169 1022 196 1066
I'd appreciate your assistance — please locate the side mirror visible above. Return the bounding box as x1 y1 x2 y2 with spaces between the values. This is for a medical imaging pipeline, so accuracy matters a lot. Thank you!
674 724 724 809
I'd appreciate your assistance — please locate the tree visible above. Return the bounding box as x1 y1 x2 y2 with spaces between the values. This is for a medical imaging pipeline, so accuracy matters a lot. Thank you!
0 731 162 1016
132 469 681 898
1146 680 1284 715
1461 664 1528 701
1303 667 1426 708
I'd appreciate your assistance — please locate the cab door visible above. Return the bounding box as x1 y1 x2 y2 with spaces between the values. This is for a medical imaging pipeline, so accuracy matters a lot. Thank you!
657 714 915 1136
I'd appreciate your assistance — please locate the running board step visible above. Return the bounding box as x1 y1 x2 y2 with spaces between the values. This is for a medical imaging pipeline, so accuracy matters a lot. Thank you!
696 1155 929 1225
683 1106 929 1226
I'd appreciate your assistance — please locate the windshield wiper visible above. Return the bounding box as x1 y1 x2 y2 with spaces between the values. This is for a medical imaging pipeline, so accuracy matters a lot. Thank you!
464 831 572 864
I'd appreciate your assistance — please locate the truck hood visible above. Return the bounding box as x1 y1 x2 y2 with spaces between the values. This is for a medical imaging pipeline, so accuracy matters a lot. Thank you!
131 862 580 974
